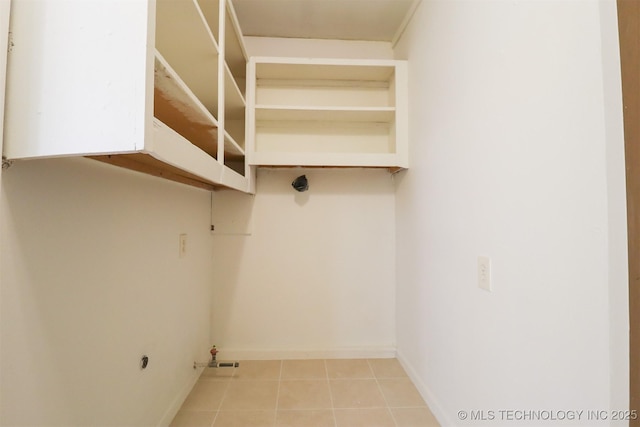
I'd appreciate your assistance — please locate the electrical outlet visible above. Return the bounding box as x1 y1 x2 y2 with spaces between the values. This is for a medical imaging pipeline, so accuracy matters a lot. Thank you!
478 256 491 291
179 234 187 258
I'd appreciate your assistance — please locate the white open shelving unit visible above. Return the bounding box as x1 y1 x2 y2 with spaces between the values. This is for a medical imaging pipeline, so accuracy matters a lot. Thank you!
247 57 408 169
3 0 254 193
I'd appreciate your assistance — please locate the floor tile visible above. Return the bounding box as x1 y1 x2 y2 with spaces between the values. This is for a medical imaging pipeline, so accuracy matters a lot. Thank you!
180 381 228 411
368 358 408 378
176 359 439 427
281 359 327 379
219 380 279 411
233 360 282 380
378 378 426 407
200 365 236 380
170 410 216 427
276 409 335 427
325 359 374 379
392 407 441 427
277 380 332 410
330 379 386 408
334 408 396 427
213 410 276 427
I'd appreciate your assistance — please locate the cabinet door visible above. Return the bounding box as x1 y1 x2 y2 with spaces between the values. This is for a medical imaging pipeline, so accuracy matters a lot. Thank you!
0 0 10 160
4 0 153 159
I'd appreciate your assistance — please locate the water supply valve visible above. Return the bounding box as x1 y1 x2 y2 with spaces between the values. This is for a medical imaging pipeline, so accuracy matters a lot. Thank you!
193 345 239 369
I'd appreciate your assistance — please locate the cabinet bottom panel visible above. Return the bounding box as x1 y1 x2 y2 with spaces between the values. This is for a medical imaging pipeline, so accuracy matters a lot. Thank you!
88 153 218 191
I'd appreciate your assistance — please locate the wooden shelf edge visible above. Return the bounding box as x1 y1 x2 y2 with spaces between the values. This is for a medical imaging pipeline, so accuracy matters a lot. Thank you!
87 119 251 193
155 0 221 116
224 62 246 108
248 152 407 169
154 51 246 159
226 0 249 64
223 130 245 155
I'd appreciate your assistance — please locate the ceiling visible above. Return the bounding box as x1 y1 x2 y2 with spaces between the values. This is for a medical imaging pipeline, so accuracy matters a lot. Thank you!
230 0 419 43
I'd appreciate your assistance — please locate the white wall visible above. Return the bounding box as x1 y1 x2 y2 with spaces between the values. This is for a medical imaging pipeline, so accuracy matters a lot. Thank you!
212 168 396 359
211 38 398 360
393 0 628 426
0 36 399 424
0 158 215 426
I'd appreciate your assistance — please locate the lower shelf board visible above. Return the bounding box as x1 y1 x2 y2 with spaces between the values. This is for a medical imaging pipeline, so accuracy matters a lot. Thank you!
254 164 407 174
154 87 220 159
248 151 407 169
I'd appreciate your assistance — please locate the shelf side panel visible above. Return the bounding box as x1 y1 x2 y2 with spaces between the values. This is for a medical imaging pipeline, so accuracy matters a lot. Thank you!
393 61 409 168
4 0 152 159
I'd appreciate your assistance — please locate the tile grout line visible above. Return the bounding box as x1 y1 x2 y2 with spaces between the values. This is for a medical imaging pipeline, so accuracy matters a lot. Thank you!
210 373 233 427
324 359 339 427
273 360 283 426
367 359 401 427
172 359 435 427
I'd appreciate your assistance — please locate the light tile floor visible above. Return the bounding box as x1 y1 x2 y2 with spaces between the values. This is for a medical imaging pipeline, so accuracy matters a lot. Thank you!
170 358 440 427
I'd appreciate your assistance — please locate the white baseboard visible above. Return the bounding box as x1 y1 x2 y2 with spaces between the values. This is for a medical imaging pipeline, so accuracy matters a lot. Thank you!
217 346 397 361
396 350 456 427
157 367 204 427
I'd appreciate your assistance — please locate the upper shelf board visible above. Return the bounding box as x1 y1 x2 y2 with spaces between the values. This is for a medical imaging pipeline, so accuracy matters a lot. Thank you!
155 0 221 114
253 57 397 82
154 51 244 158
255 106 395 123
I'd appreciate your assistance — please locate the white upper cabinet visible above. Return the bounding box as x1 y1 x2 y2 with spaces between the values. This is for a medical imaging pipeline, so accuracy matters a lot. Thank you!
246 57 408 169
3 0 252 192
